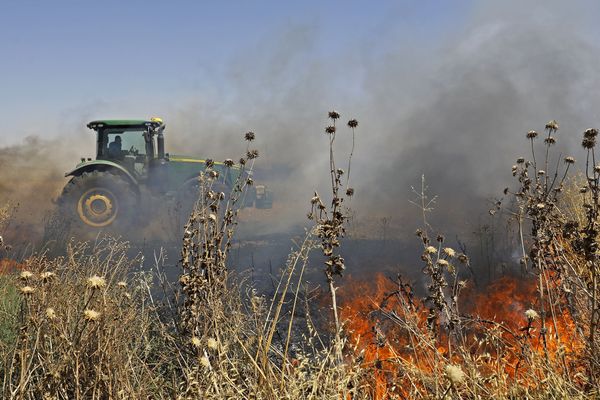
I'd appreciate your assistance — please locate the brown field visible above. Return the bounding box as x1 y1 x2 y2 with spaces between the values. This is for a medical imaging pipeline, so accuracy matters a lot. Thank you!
0 117 599 399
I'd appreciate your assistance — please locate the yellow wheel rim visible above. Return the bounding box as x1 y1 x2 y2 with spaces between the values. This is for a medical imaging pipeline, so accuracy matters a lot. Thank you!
76 188 118 227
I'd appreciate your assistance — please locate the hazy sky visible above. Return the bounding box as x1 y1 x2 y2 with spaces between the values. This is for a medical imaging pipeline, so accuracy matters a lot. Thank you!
0 0 473 143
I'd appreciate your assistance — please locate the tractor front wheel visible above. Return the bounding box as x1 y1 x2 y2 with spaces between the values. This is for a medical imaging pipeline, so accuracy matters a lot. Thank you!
58 171 137 233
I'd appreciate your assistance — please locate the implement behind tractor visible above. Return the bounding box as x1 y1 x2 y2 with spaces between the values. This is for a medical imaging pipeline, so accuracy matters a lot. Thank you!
58 118 272 231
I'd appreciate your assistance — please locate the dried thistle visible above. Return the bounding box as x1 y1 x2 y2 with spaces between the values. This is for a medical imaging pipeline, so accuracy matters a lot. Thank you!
46 307 57 320
527 130 539 139
191 336 202 348
207 337 218 350
40 271 56 282
443 247 456 258
582 137 596 149
20 286 35 295
328 110 340 120
445 364 465 385
545 120 559 131
19 270 33 281
87 275 106 290
425 246 437 254
584 128 598 138
83 309 101 321
244 131 255 141
525 309 539 321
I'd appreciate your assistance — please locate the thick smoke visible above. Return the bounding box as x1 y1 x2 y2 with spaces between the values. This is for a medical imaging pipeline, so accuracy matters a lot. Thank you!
0 135 90 243
160 3 600 242
2 1 600 253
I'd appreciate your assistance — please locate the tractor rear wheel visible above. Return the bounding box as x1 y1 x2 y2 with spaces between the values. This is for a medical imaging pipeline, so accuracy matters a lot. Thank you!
58 171 137 234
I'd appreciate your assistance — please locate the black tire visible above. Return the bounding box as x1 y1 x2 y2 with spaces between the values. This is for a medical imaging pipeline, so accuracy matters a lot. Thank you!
58 171 138 236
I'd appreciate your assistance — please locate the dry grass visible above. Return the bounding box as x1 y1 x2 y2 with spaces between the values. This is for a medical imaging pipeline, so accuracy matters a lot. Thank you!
0 117 599 399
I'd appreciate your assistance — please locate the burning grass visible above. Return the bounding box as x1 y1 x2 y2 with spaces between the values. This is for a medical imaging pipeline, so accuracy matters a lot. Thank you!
0 116 599 399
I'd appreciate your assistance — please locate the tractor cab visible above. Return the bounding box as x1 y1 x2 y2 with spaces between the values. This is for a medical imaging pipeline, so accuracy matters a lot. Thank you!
87 118 166 178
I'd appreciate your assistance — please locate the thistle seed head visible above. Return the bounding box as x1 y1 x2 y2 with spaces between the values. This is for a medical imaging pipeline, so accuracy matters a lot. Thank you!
87 275 106 290
19 270 33 281
526 130 538 139
20 286 35 295
224 158 234 167
205 159 214 168
458 254 469 264
525 309 539 321
328 110 340 120
325 126 336 134
40 271 56 282
83 309 100 321
191 336 202 348
437 259 449 267
443 247 456 258
583 137 596 149
544 136 556 145
347 119 358 128
584 128 598 138
207 337 218 350
445 364 465 385
200 356 211 368
46 307 56 320
545 120 559 131
564 156 575 164
245 131 255 141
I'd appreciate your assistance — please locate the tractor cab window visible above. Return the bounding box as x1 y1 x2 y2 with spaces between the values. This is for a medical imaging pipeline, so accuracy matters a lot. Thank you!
104 130 147 159
100 129 153 175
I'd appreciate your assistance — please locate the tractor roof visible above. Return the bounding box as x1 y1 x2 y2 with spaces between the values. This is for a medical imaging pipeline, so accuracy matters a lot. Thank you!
87 118 164 131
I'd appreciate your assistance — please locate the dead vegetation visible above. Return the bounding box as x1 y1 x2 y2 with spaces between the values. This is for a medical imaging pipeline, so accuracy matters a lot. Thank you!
0 116 599 399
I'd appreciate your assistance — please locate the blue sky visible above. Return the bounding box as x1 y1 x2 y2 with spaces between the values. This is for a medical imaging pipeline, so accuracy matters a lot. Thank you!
0 1 473 143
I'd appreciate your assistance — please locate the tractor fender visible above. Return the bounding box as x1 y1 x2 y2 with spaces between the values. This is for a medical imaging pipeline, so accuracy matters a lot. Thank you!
65 160 139 193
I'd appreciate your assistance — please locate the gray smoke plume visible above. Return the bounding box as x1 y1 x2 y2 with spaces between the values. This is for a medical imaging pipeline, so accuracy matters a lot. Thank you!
159 1 600 241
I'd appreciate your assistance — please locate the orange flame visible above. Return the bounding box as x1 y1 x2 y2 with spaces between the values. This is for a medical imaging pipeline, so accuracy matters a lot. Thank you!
339 272 587 398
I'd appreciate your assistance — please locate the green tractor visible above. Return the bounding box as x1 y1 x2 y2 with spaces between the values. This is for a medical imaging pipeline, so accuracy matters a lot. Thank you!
58 118 272 231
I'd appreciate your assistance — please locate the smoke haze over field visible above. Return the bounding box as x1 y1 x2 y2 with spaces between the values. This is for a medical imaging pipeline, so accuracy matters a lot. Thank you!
2 1 600 245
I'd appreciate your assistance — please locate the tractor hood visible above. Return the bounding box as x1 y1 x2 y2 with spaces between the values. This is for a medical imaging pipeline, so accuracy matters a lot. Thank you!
169 155 228 167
